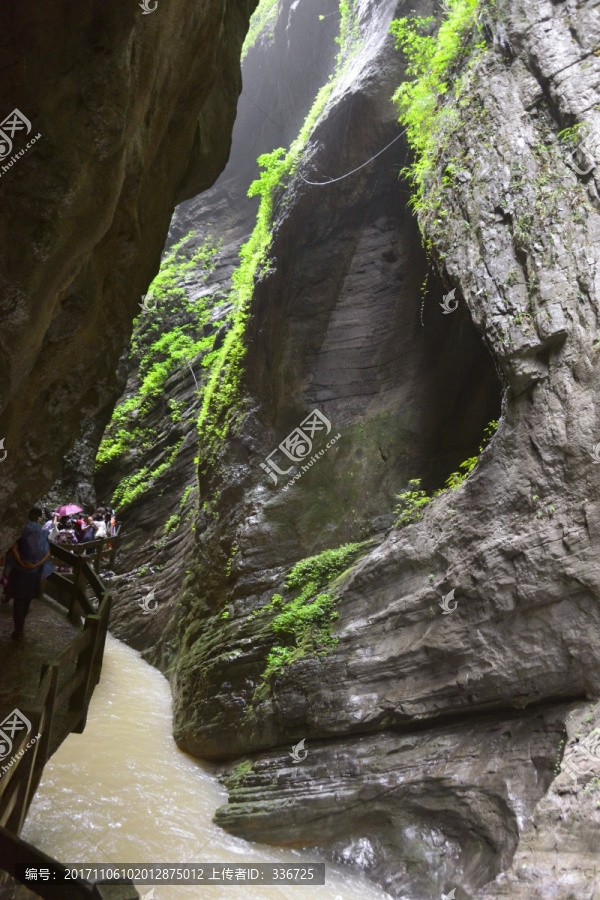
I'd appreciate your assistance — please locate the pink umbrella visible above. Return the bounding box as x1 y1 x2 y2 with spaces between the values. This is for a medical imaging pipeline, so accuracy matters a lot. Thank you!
55 504 83 516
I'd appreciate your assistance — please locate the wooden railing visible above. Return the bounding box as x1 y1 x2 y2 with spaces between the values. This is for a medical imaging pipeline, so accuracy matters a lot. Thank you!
0 824 139 898
44 540 110 623
0 594 110 833
0 543 131 894
62 531 123 573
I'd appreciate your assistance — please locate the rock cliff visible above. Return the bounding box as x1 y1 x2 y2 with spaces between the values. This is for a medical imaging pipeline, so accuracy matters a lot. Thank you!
0 0 257 550
53 0 600 897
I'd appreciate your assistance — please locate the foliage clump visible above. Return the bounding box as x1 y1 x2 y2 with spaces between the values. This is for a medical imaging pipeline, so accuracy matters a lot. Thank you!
394 479 434 527
197 0 361 469
391 0 485 223
252 542 364 694
97 231 221 510
394 419 498 527
242 0 278 59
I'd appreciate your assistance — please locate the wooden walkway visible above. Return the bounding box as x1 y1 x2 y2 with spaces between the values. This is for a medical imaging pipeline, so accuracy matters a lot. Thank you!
0 587 82 691
0 541 138 899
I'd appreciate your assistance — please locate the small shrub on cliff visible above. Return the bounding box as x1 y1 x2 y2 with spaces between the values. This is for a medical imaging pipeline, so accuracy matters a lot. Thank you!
394 479 436 527
285 543 363 590
391 0 485 221
394 419 498 527
242 0 278 59
443 418 497 490
252 542 363 696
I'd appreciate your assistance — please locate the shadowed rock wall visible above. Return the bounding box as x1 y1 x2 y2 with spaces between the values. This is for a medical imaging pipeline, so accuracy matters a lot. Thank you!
0 0 257 550
48 0 600 897
92 0 346 649
166 0 600 898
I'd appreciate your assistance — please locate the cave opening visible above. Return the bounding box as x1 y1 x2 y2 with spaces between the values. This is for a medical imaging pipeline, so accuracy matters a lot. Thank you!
411 256 504 496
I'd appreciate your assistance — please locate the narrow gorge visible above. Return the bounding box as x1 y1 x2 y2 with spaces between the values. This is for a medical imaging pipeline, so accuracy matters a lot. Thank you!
1 1 600 899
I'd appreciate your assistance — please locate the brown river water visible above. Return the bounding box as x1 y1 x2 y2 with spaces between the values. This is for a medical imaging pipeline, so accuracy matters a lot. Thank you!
22 635 392 900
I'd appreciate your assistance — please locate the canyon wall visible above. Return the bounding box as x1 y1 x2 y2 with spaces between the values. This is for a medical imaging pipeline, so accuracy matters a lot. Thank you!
67 0 600 897
0 0 257 550
94 0 349 648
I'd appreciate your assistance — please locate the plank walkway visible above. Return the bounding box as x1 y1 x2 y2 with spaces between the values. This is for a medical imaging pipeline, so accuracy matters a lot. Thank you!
0 596 79 713
0 542 138 899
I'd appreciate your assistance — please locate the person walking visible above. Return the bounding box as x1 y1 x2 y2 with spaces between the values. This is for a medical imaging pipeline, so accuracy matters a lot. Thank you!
80 516 96 544
54 516 78 573
93 515 107 540
2 508 54 640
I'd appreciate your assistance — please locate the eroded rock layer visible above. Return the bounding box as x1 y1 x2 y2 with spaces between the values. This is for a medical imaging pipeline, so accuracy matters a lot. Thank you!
41 0 600 897
163 0 600 897
92 0 347 648
0 0 256 549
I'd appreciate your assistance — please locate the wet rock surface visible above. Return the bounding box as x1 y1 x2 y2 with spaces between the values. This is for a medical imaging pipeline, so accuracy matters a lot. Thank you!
477 701 600 899
165 0 600 897
25 0 600 897
216 705 572 898
0 0 257 550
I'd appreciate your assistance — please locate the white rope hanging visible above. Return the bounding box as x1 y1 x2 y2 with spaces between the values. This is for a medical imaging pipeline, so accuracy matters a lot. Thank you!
298 129 406 186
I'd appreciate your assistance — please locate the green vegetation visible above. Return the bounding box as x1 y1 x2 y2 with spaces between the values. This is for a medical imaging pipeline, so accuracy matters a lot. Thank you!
164 514 180 534
97 231 221 510
163 483 198 535
112 441 183 509
252 542 363 696
558 124 586 147
180 484 195 507
225 544 238 578
584 774 600 794
242 0 278 59
394 419 498 527
197 0 361 470
444 419 498 489
394 479 435 527
391 0 487 233
391 0 483 195
228 759 254 788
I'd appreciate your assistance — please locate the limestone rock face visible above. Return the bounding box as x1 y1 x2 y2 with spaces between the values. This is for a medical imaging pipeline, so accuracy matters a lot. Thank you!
216 705 572 898
92 0 349 649
39 0 600 897
0 0 256 549
164 0 600 897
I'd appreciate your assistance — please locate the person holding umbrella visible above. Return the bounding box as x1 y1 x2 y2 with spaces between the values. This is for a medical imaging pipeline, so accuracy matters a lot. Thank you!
52 503 84 541
54 504 83 519
52 511 80 573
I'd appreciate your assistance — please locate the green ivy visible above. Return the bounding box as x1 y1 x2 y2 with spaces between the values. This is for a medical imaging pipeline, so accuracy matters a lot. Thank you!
180 484 195 507
391 0 486 224
394 479 435 527
197 0 362 471
558 124 586 147
242 0 278 59
97 233 220 508
444 419 498 490
112 440 183 510
164 512 181 534
394 419 499 527
252 542 363 695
